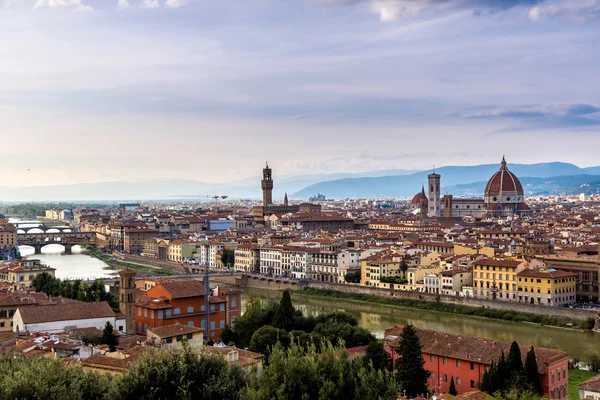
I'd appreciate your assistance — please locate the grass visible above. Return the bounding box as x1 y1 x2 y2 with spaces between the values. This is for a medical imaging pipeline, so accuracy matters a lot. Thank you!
86 246 171 275
569 369 597 399
299 288 596 331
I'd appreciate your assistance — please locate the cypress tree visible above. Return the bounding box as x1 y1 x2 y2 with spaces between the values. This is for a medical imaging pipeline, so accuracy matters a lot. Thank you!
506 341 525 389
480 365 493 394
449 376 458 395
395 324 428 397
524 346 541 394
497 351 507 389
101 322 118 352
272 290 296 331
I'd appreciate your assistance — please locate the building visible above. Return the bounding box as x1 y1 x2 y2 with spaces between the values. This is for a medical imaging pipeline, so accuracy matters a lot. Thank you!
440 269 473 296
384 325 569 399
420 157 530 219
280 215 355 232
537 254 600 302
135 281 242 340
251 163 321 222
124 228 158 254
13 302 126 334
234 244 261 273
577 374 600 400
204 345 264 374
0 292 49 332
147 324 204 348
472 258 526 301
516 268 576 306
0 260 56 287
0 224 17 252
119 269 136 335
259 247 282 275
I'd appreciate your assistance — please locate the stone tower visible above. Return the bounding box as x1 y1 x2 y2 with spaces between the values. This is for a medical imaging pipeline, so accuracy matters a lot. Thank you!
262 162 273 207
119 269 136 335
428 170 441 218
284 192 289 206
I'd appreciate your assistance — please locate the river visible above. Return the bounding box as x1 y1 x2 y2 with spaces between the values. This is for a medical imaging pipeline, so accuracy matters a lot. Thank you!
10 238 600 361
240 287 600 361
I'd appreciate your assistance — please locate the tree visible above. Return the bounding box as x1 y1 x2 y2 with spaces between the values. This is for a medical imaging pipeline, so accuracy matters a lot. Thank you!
272 290 296 331
220 324 238 346
221 249 235 268
395 324 428 397
313 319 375 349
400 259 409 273
344 271 361 283
109 343 248 400
480 362 495 394
364 340 391 371
506 341 524 388
231 297 277 348
449 376 458 396
249 326 290 362
245 341 398 400
101 322 119 352
524 347 541 394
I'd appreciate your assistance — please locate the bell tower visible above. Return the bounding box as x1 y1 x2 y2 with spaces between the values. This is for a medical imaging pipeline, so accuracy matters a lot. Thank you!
428 169 441 218
262 162 273 206
119 269 136 335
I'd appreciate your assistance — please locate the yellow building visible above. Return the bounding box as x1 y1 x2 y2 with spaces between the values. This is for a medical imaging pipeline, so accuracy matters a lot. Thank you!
454 244 495 258
360 256 404 287
472 258 525 301
0 224 16 250
516 268 576 306
0 260 56 287
234 245 260 273
168 240 183 262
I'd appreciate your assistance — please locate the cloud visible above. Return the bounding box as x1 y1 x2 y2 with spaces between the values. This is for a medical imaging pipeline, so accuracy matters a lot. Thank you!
117 0 129 9
462 104 600 129
33 0 92 11
527 1 600 22
165 0 187 8
142 0 159 8
312 0 543 21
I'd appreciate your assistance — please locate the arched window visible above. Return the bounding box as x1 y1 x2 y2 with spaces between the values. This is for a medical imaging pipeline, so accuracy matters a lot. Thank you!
188 321 194 327
187 306 194 313
232 298 237 308
174 308 180 315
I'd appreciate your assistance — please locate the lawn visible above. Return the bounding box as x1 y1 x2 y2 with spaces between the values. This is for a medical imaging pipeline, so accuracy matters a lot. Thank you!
569 368 598 400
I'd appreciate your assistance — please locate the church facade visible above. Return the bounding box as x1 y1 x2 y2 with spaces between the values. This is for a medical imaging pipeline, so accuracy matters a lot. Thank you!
413 157 530 219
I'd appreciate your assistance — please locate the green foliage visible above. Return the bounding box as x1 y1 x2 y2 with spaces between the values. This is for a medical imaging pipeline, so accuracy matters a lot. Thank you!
588 354 600 373
272 290 296 331
32 273 118 309
230 297 277 348
221 249 235 268
449 376 457 396
299 288 586 330
400 259 409 272
109 343 248 400
102 322 119 352
506 341 525 388
0 354 109 400
380 277 408 285
395 324 428 397
344 271 361 283
244 341 398 400
312 318 375 349
364 340 391 371
249 326 290 362
220 325 238 346
524 347 541 394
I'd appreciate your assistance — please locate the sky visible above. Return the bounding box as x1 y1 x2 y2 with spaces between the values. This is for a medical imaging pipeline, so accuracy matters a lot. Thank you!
1 0 600 186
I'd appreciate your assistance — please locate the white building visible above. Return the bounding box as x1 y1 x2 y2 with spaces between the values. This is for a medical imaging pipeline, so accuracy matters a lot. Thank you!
423 273 442 294
260 248 283 276
14 302 125 334
577 374 600 400
440 269 473 296
336 249 361 283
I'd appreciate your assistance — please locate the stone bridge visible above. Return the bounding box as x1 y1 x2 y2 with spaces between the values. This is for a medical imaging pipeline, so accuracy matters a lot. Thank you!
18 232 96 254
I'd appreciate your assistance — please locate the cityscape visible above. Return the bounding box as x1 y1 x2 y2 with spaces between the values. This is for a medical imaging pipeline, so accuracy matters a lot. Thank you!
2 0 600 399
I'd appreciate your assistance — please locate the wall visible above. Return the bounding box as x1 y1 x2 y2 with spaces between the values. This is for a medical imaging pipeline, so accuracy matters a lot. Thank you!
306 281 598 322
235 275 303 291
113 252 186 273
15 315 118 334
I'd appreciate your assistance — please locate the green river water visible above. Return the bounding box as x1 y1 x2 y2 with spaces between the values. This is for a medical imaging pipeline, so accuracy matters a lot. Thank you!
241 287 600 361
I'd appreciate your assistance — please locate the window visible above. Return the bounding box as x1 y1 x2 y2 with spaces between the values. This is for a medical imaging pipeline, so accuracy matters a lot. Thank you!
443 357 447 365
220 303 225 312
470 362 474 370
187 333 193 339
456 377 461 386
174 308 181 315
166 309 171 318
201 305 206 311
188 321 194 327
158 310 163 319
210 321 215 330
201 320 207 329
176 335 183 342
456 359 460 367
187 306 194 313
210 304 215 312
470 380 475 389
232 298 237 307
430 355 435 362
144 309 147 317
165 337 172 344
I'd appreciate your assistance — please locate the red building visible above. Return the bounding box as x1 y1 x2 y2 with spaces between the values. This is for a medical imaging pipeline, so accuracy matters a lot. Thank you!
384 325 569 400
135 280 241 341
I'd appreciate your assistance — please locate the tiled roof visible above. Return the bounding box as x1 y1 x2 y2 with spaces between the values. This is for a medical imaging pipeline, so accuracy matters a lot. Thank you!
18 302 115 324
147 324 203 339
156 281 205 299
577 374 600 392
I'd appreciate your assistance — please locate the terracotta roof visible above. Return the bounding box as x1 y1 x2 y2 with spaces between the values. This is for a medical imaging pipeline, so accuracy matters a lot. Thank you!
472 259 522 268
577 374 600 392
517 268 576 279
484 157 524 195
147 324 203 339
155 281 205 299
18 302 115 324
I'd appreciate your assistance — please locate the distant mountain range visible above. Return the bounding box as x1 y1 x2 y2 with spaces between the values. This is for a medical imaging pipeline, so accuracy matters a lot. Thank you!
2 162 600 202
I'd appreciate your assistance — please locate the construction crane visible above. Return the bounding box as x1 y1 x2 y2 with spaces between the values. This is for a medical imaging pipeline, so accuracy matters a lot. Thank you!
168 195 229 213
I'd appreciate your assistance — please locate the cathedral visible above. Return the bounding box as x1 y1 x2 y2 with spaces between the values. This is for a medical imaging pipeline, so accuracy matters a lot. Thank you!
412 157 530 219
251 163 321 222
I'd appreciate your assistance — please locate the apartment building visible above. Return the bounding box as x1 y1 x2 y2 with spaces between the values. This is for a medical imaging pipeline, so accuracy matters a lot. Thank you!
472 258 526 300
234 245 261 273
516 268 576 306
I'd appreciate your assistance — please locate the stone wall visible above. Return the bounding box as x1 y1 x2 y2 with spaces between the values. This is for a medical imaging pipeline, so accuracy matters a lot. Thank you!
112 252 186 274
306 281 598 322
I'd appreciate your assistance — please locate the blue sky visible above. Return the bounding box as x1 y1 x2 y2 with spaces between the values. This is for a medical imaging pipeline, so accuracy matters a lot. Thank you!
1 0 599 186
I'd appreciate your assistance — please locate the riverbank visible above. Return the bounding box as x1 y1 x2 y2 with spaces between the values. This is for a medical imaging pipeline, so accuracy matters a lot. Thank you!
87 247 170 275
298 288 597 331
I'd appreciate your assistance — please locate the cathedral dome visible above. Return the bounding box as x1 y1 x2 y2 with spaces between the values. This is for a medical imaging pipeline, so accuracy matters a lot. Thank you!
484 157 524 204
411 186 428 206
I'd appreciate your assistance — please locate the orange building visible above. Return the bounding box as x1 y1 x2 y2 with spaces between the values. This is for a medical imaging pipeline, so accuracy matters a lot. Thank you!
384 325 569 399
135 281 241 341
